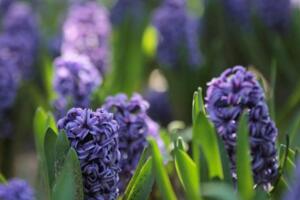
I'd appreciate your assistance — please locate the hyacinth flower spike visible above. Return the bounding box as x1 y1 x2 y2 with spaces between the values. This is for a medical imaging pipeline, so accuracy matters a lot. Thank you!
0 178 35 200
205 66 278 188
58 108 120 199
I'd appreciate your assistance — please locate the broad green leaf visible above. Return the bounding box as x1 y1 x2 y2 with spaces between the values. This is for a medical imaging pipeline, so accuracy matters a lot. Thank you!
236 113 254 200
174 148 201 200
125 158 154 200
192 87 205 123
47 112 58 133
44 128 58 189
202 182 239 200
123 147 151 199
52 148 84 200
217 137 232 184
54 131 70 180
34 107 48 156
193 112 223 180
149 138 177 200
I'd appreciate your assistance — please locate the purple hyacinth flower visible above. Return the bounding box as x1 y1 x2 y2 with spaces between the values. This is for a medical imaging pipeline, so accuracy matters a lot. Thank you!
144 89 173 126
110 0 146 25
102 93 150 192
0 41 20 112
0 178 35 200
53 53 102 118
283 160 300 200
2 2 38 78
205 66 278 187
58 108 120 199
62 2 111 75
153 0 202 68
253 0 291 32
221 0 252 27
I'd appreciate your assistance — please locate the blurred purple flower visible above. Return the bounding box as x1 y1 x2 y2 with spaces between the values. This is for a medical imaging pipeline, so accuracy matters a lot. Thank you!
153 0 202 68
283 160 300 200
102 93 149 192
144 89 172 126
0 178 35 200
253 0 291 32
53 54 101 118
62 2 111 75
110 0 146 25
145 117 165 154
58 108 120 199
0 0 14 14
0 40 20 112
222 0 291 31
206 66 278 186
2 2 38 78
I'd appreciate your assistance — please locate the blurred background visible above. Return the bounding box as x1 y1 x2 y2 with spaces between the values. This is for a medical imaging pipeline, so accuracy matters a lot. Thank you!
0 0 300 196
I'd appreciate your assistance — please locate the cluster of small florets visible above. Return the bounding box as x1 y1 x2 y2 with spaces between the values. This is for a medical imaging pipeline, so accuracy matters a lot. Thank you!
222 0 291 31
58 108 120 199
153 0 202 68
102 94 149 191
62 1 111 75
53 54 102 118
2 2 38 78
0 178 35 200
205 66 278 186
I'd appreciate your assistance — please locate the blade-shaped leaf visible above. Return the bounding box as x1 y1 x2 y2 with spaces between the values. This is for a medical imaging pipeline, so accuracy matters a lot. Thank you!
123 147 151 199
193 112 223 180
54 131 70 180
34 107 48 157
236 113 254 200
125 158 154 200
174 147 201 200
149 138 177 200
44 128 58 189
47 112 58 133
202 182 239 200
52 148 84 200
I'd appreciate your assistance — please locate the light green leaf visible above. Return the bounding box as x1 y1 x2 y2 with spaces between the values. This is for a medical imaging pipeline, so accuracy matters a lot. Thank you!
47 112 58 133
202 182 239 200
52 148 84 200
174 147 201 200
54 131 70 180
34 107 48 157
44 128 58 189
123 147 151 199
149 138 177 200
193 112 223 180
236 112 254 200
0 173 6 183
125 158 154 200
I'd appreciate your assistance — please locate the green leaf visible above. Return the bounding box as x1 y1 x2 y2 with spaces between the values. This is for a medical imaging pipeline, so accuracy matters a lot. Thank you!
125 158 154 200
149 138 177 200
34 107 48 157
202 182 239 200
192 87 205 123
217 137 232 185
47 112 58 133
44 128 58 189
174 148 201 200
0 173 6 183
52 148 84 200
193 112 223 180
236 112 254 200
54 131 70 180
123 147 151 199
175 137 185 151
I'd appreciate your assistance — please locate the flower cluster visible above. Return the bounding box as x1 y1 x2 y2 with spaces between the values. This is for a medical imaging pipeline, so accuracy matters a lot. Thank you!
222 0 291 31
153 0 202 68
58 108 120 199
102 94 149 191
205 66 278 186
110 0 146 25
62 1 111 75
253 0 291 32
0 47 20 113
53 54 101 118
2 2 38 78
0 178 35 200
283 160 300 200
